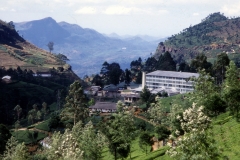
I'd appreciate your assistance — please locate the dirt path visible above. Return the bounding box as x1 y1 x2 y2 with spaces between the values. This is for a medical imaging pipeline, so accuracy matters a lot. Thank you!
16 121 50 136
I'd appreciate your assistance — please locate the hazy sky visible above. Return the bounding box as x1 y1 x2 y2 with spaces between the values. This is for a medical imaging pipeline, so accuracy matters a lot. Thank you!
1 0 240 37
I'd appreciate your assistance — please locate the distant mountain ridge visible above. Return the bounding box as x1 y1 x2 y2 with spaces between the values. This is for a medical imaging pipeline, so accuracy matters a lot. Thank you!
154 12 240 63
15 17 164 77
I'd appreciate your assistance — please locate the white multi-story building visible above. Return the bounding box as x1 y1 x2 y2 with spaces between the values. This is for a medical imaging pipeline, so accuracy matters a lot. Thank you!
144 70 199 93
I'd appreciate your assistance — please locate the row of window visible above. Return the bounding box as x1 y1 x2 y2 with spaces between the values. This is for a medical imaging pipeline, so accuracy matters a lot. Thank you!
146 75 187 80
146 83 193 89
146 80 193 85
149 86 193 93
147 79 192 83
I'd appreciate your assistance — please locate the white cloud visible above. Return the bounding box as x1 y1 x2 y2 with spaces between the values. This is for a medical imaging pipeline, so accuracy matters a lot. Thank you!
103 6 134 15
74 7 97 14
10 8 16 12
0 7 8 11
221 3 240 15
193 12 199 16
102 5 168 15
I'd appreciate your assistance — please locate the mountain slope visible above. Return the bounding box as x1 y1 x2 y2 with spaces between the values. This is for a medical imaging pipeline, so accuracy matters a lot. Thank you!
154 12 240 63
16 17 70 46
15 18 160 77
0 19 79 81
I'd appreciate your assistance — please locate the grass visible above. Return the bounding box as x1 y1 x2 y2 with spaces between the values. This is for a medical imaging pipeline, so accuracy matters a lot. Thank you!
160 93 189 112
134 117 155 132
49 102 58 111
35 120 50 132
101 138 171 160
7 81 54 97
212 112 240 159
11 130 47 145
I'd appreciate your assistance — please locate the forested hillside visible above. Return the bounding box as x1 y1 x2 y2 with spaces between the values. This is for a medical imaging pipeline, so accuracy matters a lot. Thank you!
0 19 80 125
154 12 240 64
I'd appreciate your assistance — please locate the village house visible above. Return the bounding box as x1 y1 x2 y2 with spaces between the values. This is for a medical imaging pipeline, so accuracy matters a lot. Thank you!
1 75 11 83
121 94 140 104
102 84 120 97
89 102 117 113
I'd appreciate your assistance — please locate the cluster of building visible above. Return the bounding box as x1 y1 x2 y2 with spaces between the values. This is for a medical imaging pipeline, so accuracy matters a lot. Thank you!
88 70 199 114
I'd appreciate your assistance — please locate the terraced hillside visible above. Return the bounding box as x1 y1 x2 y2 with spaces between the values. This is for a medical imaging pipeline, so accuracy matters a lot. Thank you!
0 20 72 73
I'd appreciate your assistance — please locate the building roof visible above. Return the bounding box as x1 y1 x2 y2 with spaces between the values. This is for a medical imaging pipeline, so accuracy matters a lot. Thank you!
150 88 180 94
89 102 116 110
103 84 118 91
121 94 140 98
2 75 11 80
146 70 199 79
117 82 127 88
130 86 143 92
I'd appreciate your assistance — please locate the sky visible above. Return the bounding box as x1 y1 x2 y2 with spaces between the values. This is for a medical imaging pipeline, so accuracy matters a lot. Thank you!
1 0 240 37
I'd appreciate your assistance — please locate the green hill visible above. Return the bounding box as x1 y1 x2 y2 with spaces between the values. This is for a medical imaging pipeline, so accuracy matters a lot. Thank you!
154 12 240 63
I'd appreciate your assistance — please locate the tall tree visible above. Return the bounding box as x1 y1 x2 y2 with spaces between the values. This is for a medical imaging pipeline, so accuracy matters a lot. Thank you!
155 125 171 148
100 61 110 84
223 61 240 119
0 124 11 154
213 53 230 84
1 137 30 160
41 102 49 120
148 98 170 126
47 41 54 53
130 57 143 83
72 121 106 160
143 57 157 72
60 81 89 127
100 113 136 160
92 74 103 87
178 61 191 72
125 69 131 84
190 53 212 73
139 131 153 155
140 86 155 109
108 62 123 85
13 105 22 121
27 104 38 124
191 69 226 116
156 52 176 71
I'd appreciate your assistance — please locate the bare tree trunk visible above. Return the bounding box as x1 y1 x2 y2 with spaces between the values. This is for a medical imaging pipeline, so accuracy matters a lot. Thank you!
115 147 117 160
74 113 76 126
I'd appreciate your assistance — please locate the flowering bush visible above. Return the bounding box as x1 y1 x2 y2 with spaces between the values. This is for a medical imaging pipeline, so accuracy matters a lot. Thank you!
167 103 219 160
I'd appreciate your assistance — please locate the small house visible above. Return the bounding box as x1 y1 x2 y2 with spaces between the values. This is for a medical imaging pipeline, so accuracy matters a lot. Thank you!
89 102 117 113
122 94 140 103
1 75 11 83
